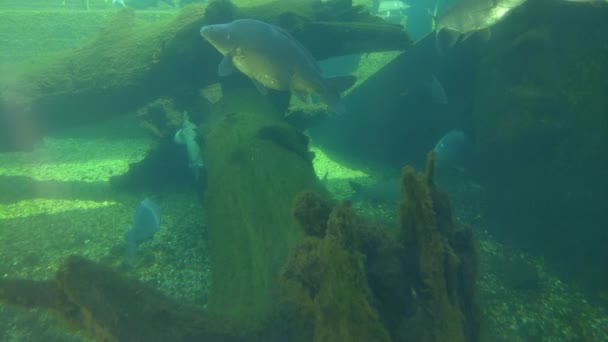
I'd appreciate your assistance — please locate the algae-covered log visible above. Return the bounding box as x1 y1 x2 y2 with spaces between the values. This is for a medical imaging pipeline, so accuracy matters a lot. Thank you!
282 153 479 342
201 88 326 329
284 197 392 342
0 0 409 151
0 256 246 341
397 153 479 342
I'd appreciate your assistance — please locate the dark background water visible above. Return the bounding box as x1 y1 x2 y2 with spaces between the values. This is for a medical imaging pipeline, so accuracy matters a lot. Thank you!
314 0 608 303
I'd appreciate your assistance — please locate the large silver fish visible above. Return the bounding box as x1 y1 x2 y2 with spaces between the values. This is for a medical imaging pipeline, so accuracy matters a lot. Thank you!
200 19 356 114
436 0 527 34
433 0 527 51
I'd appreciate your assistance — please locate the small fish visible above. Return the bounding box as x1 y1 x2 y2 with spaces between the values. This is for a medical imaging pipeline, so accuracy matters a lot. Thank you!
431 0 527 52
435 0 526 33
433 129 467 167
200 19 357 114
112 0 126 6
125 198 163 267
174 112 204 181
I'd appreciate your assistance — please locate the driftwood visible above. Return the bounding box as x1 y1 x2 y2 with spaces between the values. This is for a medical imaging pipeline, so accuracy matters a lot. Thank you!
0 0 410 151
200 87 327 329
0 255 248 341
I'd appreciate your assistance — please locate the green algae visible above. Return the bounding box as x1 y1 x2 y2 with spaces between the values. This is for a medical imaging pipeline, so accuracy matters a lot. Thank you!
283 153 479 342
202 87 325 328
284 200 393 342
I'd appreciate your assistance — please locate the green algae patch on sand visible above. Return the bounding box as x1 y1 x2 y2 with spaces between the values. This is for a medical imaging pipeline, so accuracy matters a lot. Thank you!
202 87 326 328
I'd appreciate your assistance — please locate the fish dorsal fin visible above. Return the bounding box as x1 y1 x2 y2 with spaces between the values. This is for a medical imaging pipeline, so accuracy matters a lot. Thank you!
218 52 237 77
272 24 322 73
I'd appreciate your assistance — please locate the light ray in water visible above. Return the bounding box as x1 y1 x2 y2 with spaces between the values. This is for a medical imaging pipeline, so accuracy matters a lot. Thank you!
0 199 119 219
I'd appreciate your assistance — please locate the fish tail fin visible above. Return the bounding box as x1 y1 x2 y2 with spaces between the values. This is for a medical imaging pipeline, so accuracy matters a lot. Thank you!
322 75 357 115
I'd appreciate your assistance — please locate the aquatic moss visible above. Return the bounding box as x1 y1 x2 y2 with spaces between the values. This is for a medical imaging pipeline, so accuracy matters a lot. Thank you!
292 190 334 238
396 152 478 342
0 256 245 341
202 87 325 328
285 152 480 341
136 97 183 138
284 199 392 342
1 0 409 151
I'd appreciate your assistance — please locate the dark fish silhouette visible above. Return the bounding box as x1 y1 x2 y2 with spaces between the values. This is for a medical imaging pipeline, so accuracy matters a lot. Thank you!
125 198 162 267
433 129 467 168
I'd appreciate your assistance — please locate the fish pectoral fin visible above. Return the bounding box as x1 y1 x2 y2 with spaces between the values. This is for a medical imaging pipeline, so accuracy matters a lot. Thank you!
251 79 268 95
324 75 357 94
218 54 236 77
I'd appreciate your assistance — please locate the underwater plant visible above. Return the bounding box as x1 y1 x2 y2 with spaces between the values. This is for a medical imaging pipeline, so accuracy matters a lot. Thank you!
283 152 480 342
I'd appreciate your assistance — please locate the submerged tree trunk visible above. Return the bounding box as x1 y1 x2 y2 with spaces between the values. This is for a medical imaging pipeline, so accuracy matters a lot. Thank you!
202 87 326 329
0 0 409 151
